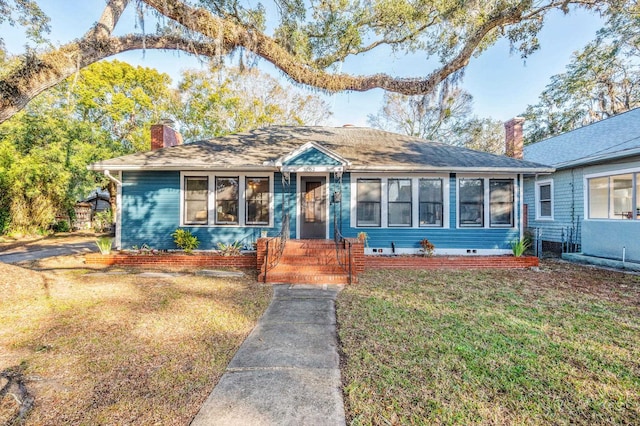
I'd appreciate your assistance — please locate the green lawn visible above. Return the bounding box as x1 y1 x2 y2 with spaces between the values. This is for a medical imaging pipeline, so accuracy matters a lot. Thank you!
337 261 640 425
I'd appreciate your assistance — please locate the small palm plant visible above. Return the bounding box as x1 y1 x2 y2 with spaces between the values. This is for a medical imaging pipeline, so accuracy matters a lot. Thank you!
511 238 530 257
96 236 113 255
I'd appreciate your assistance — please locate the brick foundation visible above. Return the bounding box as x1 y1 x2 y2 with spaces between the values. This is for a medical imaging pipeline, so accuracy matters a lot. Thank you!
85 252 257 268
365 255 539 270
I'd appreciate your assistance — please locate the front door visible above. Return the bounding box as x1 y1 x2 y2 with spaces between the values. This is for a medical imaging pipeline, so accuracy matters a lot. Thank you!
300 177 327 239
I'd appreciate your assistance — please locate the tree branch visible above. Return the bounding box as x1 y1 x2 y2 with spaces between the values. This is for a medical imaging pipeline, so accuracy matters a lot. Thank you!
0 34 227 123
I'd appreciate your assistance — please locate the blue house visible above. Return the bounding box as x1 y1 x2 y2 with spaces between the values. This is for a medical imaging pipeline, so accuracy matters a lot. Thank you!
523 107 640 266
90 125 551 255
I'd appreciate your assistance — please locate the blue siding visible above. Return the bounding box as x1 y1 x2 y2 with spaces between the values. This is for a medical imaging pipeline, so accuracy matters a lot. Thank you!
121 171 181 249
285 148 342 166
524 169 584 244
122 171 286 250
121 170 523 252
339 172 521 252
273 172 297 239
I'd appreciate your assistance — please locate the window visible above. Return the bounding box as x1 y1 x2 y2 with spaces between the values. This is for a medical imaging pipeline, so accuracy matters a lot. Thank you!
388 178 412 227
536 181 553 219
612 174 633 219
357 179 381 226
215 177 239 224
588 172 640 220
459 179 484 227
589 177 609 218
490 179 514 226
184 177 208 225
419 179 443 227
246 177 270 225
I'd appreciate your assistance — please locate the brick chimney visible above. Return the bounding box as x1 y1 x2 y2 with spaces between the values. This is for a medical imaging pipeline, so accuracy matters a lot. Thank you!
150 121 183 150
504 117 525 159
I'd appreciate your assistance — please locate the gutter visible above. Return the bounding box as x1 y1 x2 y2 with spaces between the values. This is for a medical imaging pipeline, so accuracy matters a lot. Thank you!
103 170 122 250
104 170 122 185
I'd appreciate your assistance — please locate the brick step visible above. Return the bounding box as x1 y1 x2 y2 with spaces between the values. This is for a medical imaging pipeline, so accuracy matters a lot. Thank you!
278 255 341 265
258 272 351 284
270 264 347 273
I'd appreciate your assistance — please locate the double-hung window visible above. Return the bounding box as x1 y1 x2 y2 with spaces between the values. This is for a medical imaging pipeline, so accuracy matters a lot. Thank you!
184 177 209 225
245 177 270 225
357 179 381 227
536 181 553 219
388 178 412 227
489 179 514 227
419 178 443 226
215 177 239 225
459 178 484 227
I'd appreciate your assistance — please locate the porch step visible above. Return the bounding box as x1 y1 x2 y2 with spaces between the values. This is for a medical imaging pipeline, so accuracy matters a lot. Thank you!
260 239 354 285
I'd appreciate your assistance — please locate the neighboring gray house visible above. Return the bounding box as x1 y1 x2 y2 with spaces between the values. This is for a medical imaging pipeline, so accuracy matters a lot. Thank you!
523 108 640 265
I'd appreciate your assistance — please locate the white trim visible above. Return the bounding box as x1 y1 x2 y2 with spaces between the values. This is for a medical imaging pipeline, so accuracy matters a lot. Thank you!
281 165 345 173
296 173 331 239
584 168 640 221
456 173 518 229
350 173 450 229
179 171 274 228
534 179 554 221
116 171 122 250
519 174 524 241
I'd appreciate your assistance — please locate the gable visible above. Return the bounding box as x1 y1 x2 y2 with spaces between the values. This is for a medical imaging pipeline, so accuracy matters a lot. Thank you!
283 147 343 167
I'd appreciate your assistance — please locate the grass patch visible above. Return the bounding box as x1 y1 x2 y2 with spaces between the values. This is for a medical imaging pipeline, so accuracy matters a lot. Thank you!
0 263 271 425
337 261 640 424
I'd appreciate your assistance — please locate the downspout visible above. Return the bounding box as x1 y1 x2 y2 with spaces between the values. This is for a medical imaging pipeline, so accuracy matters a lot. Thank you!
104 170 122 250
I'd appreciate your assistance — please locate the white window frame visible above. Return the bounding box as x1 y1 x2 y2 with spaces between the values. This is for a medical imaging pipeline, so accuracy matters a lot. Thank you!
535 179 554 221
350 173 450 229
456 174 518 229
584 167 640 221
180 171 274 227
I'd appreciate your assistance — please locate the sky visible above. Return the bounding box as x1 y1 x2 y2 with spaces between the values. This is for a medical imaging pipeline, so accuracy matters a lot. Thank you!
1 1 606 127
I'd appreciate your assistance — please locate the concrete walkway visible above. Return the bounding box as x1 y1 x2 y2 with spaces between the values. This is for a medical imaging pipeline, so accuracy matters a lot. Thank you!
191 284 346 426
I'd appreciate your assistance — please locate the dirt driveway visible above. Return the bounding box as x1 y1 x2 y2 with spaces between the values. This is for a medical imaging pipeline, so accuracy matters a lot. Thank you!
0 233 99 264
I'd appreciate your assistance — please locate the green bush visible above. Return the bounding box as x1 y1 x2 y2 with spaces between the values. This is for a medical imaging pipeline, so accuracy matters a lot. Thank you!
96 236 113 254
172 228 199 254
53 219 71 233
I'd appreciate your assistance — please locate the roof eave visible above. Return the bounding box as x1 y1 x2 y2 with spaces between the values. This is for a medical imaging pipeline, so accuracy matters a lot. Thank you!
348 166 555 174
88 164 280 172
553 147 640 170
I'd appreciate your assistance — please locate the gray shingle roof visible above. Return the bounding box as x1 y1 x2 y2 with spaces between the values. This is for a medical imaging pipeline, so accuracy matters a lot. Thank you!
89 126 552 173
524 108 640 168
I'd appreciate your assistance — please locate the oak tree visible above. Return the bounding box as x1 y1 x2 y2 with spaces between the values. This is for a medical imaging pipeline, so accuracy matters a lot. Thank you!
0 0 632 123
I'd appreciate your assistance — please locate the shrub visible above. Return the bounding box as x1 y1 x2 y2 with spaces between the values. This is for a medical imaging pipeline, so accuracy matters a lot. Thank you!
52 219 70 233
96 236 113 255
419 238 435 257
93 210 113 233
511 238 531 257
172 229 199 254
217 241 243 256
357 231 369 247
